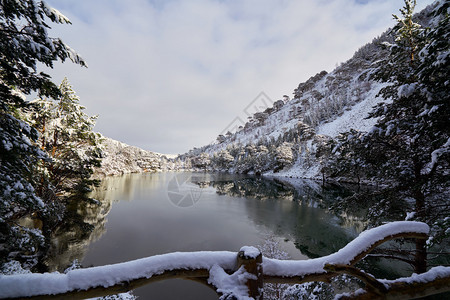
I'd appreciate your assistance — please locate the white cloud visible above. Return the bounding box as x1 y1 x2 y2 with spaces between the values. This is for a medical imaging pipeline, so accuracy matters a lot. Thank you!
44 0 435 154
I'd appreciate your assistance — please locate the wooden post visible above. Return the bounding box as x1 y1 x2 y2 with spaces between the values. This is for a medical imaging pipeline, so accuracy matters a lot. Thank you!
237 246 264 299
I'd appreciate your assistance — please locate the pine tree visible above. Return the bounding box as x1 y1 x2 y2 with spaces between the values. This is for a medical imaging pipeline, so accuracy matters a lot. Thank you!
0 0 86 105
192 152 210 171
274 142 294 172
29 78 102 197
330 0 449 274
392 0 423 63
212 149 234 170
0 0 86 264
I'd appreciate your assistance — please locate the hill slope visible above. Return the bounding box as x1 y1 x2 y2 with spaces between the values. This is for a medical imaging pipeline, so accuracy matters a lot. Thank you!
180 2 438 181
95 136 176 176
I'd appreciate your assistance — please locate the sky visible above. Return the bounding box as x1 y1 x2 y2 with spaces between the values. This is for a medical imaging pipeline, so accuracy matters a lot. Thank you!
44 0 435 154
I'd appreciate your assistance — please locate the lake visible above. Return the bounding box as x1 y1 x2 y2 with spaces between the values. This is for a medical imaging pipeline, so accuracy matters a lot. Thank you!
44 172 368 299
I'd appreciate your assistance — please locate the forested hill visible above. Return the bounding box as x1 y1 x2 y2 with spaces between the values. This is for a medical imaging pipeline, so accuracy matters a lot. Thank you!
95 136 176 176
179 0 447 183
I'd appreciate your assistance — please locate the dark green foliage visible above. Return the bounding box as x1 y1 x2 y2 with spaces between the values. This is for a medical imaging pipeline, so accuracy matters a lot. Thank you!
0 0 86 105
28 78 102 198
328 0 449 270
367 0 449 238
326 129 366 183
0 0 87 266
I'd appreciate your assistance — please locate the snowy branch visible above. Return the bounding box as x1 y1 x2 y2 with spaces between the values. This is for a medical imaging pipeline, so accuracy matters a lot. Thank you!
336 266 450 300
263 221 428 281
0 222 436 300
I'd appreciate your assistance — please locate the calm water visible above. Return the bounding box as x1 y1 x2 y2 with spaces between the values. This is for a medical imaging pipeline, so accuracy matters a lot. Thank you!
45 172 367 299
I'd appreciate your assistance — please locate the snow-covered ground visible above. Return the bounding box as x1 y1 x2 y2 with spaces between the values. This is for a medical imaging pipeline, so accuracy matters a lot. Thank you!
273 82 389 180
315 83 388 138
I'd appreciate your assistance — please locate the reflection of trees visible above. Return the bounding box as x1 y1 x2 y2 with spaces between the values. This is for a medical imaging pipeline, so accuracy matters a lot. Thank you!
43 173 168 272
204 176 367 259
43 186 113 272
94 173 163 202
213 178 295 201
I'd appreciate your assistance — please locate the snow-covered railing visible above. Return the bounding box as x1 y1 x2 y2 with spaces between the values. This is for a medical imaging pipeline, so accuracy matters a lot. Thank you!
1 221 449 300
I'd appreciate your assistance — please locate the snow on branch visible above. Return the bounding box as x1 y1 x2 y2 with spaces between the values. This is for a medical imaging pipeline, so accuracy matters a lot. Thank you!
263 221 429 279
0 222 431 299
0 251 237 299
41 1 72 24
336 266 450 299
422 137 450 175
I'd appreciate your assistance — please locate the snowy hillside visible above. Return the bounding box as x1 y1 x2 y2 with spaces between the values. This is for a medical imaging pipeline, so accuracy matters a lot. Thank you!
180 2 437 181
95 136 176 176
181 33 390 178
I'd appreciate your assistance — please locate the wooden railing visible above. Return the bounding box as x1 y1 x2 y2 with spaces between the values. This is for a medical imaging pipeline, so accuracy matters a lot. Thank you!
1 222 449 300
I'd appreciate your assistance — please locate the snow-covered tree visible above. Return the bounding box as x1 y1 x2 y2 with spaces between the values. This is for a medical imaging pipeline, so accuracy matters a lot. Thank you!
331 0 449 273
253 112 269 125
0 0 86 105
216 134 226 143
254 145 270 175
274 142 294 172
312 135 336 183
392 0 423 63
28 78 102 196
273 100 285 111
296 122 315 141
211 149 234 170
326 130 366 184
0 0 85 265
191 152 210 170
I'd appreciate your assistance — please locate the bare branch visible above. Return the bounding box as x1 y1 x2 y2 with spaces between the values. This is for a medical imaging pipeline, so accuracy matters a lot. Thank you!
324 264 387 296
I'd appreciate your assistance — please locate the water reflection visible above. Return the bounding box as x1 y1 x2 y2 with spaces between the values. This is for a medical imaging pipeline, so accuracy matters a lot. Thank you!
42 174 164 272
44 197 112 272
43 172 371 299
189 173 367 258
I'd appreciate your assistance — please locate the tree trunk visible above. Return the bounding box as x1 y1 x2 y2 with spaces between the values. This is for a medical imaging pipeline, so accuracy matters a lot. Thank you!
414 238 427 274
413 168 427 274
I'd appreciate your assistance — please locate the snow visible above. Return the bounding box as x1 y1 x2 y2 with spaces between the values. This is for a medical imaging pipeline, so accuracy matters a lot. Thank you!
380 266 450 285
95 135 175 177
431 138 449 164
208 265 255 300
335 288 366 300
0 221 429 298
0 251 236 298
89 292 136 300
427 105 439 115
316 83 386 138
1 261 32 276
240 246 261 259
397 83 418 98
2 139 13 151
264 80 392 180
405 212 416 221
263 221 429 277
422 137 450 175
41 1 71 24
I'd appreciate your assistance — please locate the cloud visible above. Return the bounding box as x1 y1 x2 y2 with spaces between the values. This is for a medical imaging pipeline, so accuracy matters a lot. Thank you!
44 0 435 154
